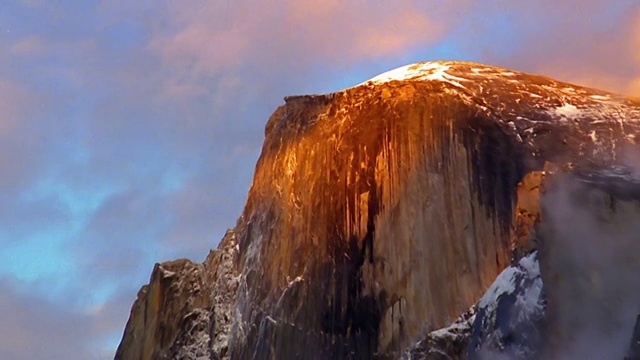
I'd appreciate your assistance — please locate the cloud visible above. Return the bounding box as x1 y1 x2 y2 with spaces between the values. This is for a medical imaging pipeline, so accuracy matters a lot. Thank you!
0 274 141 359
457 1 640 95
630 79 640 98
151 0 446 68
629 9 640 96
0 278 113 360
0 79 46 192
539 170 640 358
0 80 28 134
8 36 48 56
147 0 469 100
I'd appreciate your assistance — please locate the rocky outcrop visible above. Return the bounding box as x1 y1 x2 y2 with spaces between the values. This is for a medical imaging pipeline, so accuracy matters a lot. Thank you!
115 258 211 360
117 61 640 359
467 251 546 359
402 307 476 360
405 165 640 359
511 169 546 260
116 231 239 359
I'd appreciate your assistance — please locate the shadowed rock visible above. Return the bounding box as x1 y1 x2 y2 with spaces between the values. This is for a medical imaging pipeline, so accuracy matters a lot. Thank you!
116 231 239 360
627 315 640 359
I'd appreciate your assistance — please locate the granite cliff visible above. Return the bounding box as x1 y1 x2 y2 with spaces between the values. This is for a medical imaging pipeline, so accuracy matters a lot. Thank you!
116 61 640 359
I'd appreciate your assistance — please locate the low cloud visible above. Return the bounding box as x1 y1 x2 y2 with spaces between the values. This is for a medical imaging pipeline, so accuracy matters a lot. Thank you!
0 278 110 360
540 168 640 358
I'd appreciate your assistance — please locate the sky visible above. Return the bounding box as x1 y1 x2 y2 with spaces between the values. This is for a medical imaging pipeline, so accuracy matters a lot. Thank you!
0 1 639 359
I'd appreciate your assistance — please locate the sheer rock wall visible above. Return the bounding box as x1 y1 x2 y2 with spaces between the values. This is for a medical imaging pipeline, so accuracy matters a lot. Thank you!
117 61 640 359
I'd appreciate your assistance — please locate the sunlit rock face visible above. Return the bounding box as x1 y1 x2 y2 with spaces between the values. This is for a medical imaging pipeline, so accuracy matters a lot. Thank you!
233 86 518 359
117 61 640 360
229 62 640 359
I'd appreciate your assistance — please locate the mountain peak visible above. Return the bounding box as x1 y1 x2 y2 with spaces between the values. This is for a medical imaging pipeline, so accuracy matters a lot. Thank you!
357 61 474 88
117 62 640 359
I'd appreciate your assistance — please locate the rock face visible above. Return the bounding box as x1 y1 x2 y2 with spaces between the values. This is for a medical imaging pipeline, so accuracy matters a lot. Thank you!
402 307 477 360
117 61 640 359
467 251 546 359
405 165 640 359
116 231 239 359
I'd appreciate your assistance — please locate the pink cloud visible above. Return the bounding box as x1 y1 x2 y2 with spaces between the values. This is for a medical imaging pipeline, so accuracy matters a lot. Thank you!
285 1 445 60
0 80 32 134
629 9 640 96
477 2 640 96
147 0 467 100
147 0 640 102
9 36 48 56
151 1 444 67
0 77 51 192
630 78 640 97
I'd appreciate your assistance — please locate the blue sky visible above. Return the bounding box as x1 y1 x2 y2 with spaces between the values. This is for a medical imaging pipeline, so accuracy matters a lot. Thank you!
0 1 639 358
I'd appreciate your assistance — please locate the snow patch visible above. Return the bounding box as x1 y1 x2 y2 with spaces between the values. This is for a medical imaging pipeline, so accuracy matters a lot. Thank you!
514 275 543 321
159 267 176 278
360 62 469 89
518 252 540 279
289 275 304 285
478 267 518 308
429 310 476 339
469 252 545 358
478 252 540 310
628 134 636 142
403 306 477 359
554 103 580 118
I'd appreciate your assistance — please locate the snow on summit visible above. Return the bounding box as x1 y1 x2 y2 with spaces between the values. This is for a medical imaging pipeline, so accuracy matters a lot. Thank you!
360 62 469 88
355 61 520 89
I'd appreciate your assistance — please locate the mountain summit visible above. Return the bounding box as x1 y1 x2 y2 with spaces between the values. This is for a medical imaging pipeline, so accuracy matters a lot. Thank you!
116 61 640 359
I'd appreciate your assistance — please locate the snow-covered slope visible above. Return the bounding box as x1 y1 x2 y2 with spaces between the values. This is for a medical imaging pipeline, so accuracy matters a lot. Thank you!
468 252 545 359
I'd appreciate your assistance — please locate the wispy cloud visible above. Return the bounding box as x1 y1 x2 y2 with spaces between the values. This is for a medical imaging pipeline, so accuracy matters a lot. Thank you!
0 278 102 360
147 0 467 100
462 1 640 95
8 35 48 56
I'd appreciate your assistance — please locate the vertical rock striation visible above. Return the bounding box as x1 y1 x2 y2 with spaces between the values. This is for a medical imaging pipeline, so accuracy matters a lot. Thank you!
117 61 640 359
